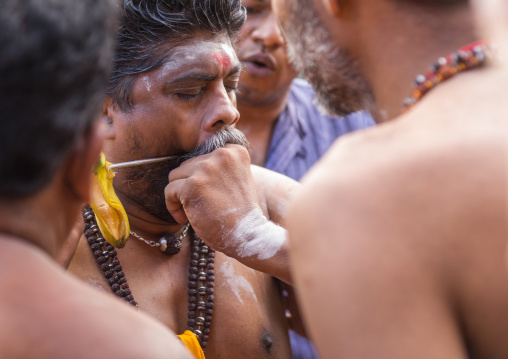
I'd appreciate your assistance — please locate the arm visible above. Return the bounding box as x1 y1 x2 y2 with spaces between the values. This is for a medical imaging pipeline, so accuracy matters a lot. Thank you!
164 144 300 285
250 164 300 226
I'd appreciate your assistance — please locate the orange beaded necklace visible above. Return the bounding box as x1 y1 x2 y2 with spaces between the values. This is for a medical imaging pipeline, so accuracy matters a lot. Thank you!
403 41 493 111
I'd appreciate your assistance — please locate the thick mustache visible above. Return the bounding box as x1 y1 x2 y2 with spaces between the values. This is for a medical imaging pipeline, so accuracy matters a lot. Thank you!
180 126 249 161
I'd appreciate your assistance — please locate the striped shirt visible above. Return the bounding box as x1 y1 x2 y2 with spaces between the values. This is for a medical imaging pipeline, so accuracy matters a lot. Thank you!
265 78 375 181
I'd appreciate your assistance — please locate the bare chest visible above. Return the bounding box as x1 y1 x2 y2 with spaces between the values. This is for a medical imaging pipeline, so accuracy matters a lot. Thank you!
81 240 291 359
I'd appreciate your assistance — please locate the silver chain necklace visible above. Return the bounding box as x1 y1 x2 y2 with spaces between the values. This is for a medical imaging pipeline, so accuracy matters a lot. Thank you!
130 222 191 255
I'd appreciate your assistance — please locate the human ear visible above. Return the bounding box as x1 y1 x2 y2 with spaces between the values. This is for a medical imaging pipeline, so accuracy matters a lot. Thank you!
101 97 117 140
64 121 105 203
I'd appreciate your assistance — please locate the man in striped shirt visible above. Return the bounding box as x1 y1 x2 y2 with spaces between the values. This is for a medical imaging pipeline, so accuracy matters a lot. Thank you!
236 0 375 181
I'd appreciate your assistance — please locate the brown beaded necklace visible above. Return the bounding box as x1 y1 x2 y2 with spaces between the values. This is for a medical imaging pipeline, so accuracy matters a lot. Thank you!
82 207 215 350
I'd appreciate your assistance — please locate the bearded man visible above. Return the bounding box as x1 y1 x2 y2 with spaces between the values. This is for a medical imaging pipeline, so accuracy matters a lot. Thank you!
234 0 374 176
69 1 299 358
273 0 508 358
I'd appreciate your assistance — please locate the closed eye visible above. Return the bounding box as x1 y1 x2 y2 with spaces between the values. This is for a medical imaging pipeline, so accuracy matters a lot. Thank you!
225 86 239 94
176 88 204 100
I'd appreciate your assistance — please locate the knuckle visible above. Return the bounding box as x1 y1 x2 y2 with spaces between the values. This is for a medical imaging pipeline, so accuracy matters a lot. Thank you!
218 145 249 163
214 147 230 160
199 159 217 175
235 145 250 162
187 176 205 189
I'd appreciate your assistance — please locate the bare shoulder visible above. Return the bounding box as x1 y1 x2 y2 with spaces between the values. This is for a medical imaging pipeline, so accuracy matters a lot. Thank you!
291 112 506 280
295 114 505 232
288 116 508 358
0 239 191 359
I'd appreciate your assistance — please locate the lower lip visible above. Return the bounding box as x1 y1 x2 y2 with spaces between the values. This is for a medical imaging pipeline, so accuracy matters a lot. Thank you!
243 61 275 78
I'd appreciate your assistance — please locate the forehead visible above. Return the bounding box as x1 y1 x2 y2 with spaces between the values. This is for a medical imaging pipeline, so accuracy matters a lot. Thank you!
158 34 238 76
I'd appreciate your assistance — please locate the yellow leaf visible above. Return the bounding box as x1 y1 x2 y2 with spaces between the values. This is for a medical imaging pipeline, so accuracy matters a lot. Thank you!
89 153 130 248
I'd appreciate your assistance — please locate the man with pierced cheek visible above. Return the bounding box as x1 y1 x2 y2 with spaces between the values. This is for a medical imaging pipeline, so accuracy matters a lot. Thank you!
68 1 299 358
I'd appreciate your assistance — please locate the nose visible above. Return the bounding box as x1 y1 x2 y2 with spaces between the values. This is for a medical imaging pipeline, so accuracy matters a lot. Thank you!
203 86 240 132
251 11 284 49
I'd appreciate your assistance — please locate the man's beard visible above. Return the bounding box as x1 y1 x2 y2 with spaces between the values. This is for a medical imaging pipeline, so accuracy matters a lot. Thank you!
120 125 249 224
282 0 374 117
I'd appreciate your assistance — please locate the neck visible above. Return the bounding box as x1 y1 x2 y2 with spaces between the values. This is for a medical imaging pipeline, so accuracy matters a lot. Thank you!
0 186 76 259
115 191 184 241
354 5 477 121
236 91 290 166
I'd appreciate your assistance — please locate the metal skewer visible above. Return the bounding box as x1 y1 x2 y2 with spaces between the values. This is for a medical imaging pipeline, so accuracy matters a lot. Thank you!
108 155 180 169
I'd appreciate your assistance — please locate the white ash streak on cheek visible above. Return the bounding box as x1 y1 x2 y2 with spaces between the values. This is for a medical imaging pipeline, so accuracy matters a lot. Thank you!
229 207 287 260
219 258 258 305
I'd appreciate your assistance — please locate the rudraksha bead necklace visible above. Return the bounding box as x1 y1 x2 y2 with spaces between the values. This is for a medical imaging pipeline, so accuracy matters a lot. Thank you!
186 230 215 347
83 207 138 307
82 207 215 350
403 41 493 111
